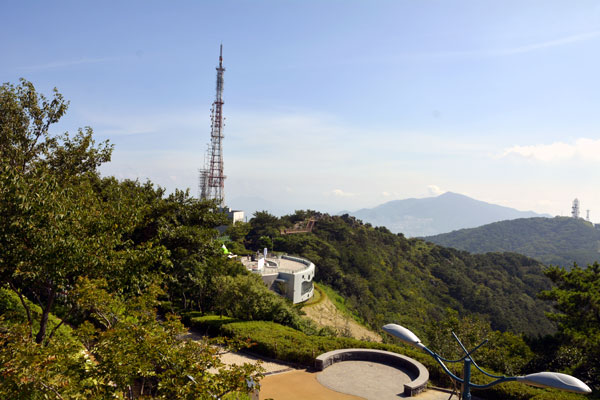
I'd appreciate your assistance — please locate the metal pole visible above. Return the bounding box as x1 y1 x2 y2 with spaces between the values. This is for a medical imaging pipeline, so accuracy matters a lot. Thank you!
462 357 472 400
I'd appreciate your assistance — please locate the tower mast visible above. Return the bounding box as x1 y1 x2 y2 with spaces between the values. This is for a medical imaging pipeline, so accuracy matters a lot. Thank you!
199 45 226 206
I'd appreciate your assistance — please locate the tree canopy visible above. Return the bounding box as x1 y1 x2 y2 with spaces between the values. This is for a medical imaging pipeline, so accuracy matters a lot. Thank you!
0 79 264 399
537 263 600 392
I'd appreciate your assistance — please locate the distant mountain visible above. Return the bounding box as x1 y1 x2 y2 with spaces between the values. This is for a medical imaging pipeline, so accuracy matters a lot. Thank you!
425 216 600 268
345 192 549 237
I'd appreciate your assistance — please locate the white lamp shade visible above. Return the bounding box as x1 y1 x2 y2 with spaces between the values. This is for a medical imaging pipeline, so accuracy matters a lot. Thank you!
382 324 425 349
517 372 591 393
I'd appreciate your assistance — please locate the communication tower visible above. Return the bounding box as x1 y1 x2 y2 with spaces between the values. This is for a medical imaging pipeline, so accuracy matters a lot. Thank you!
199 45 226 206
572 198 580 219
587 210 591 221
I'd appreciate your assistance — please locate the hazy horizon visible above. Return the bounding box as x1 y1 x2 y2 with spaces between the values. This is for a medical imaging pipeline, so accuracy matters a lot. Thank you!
3 1 600 220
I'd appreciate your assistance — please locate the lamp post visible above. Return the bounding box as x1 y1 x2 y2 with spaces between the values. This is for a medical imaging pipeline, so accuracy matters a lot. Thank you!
383 323 591 399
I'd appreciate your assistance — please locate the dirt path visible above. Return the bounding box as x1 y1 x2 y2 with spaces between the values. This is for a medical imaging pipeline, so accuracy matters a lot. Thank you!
302 290 382 342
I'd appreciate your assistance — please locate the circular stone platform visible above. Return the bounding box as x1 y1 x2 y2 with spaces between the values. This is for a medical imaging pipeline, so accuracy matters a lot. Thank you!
318 360 413 400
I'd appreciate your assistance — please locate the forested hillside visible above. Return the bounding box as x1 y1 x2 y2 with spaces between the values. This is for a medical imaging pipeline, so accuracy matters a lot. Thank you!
244 211 555 337
425 217 600 268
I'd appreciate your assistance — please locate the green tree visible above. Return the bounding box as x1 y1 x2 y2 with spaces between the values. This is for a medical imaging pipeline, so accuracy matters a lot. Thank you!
539 263 600 391
247 211 282 249
123 186 238 311
0 79 111 175
0 278 264 400
423 310 533 377
214 274 306 330
0 80 266 398
0 166 167 343
0 80 166 343
74 277 264 399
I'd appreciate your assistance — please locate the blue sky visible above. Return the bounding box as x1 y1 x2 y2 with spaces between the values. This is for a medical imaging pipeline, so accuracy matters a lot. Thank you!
3 1 600 218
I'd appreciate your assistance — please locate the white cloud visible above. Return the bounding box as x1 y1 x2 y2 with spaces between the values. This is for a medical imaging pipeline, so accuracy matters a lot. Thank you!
501 138 600 162
330 189 356 197
427 185 445 196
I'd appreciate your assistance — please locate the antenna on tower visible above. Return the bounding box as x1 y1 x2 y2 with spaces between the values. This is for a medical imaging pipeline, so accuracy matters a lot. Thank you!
199 45 227 206
572 198 580 219
219 43 223 68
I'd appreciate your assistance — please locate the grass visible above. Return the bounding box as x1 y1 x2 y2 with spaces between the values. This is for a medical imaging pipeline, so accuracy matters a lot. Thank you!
317 283 367 325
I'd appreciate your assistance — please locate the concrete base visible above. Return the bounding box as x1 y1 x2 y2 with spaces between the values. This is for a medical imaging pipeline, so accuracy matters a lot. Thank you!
315 349 429 397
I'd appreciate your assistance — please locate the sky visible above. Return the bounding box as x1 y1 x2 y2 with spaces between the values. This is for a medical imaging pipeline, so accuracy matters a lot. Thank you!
3 1 600 219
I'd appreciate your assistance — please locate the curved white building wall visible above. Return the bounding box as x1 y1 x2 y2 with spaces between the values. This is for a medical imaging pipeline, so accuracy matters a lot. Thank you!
278 255 315 304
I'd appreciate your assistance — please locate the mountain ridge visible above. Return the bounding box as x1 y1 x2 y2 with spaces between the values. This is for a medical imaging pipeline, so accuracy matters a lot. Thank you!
425 216 600 268
344 192 550 237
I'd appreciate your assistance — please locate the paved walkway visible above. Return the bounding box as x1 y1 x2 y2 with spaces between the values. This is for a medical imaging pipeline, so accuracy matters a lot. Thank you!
220 351 292 374
260 369 363 400
259 362 457 400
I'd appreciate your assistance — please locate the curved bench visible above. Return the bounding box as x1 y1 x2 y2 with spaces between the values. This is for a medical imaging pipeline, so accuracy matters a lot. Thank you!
315 348 429 397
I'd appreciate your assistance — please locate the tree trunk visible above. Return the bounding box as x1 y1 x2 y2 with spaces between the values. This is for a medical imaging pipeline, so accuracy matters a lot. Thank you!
35 289 55 344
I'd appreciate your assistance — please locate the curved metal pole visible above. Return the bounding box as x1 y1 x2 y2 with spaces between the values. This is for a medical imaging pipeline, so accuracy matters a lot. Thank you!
421 346 465 385
383 323 592 397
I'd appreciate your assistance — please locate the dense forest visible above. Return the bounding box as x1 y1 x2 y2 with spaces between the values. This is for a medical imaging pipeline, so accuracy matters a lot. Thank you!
425 216 600 268
1 80 599 398
242 210 554 336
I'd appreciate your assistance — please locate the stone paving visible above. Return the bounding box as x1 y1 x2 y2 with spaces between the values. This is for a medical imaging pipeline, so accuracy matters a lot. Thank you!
259 361 458 400
317 360 411 399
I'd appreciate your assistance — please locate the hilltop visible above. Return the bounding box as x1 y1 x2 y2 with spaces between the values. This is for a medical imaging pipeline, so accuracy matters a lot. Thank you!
244 211 555 337
425 216 600 268
344 192 549 237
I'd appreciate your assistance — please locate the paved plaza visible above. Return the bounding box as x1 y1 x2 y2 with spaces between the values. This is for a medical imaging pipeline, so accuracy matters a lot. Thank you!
259 361 457 400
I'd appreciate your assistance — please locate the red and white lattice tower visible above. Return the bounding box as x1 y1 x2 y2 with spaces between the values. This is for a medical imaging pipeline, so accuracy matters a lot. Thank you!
199 45 226 206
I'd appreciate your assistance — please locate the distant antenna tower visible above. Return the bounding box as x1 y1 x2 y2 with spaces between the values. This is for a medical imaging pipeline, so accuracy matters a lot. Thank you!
572 198 580 219
587 210 590 221
199 45 226 206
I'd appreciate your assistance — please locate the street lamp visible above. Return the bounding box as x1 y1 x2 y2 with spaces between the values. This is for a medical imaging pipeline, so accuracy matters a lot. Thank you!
383 323 591 399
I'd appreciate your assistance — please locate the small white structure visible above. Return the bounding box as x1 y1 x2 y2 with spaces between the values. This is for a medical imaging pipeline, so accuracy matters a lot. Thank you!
225 207 245 224
242 254 315 304
572 198 580 219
